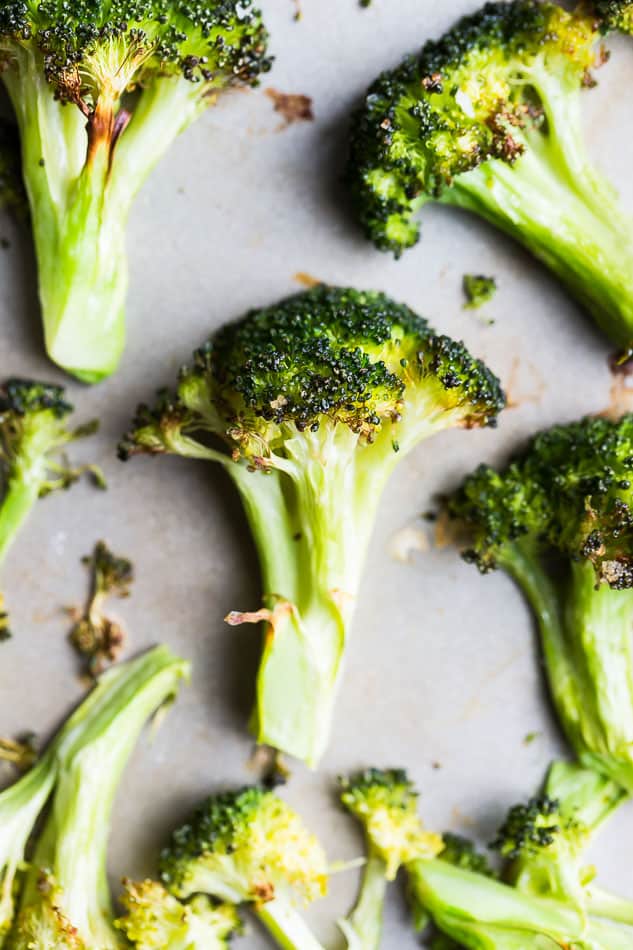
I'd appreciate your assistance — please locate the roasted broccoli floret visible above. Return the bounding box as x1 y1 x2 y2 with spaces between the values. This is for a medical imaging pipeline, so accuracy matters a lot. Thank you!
0 2 271 382
7 645 188 949
447 414 633 792
348 1 633 353
0 646 187 945
338 769 442 950
438 834 496 879
492 760 633 924
68 540 134 677
119 285 504 765
116 880 240 950
0 378 102 638
159 786 328 950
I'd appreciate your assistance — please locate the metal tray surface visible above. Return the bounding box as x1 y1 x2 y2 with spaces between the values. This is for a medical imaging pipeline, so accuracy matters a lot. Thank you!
1 1 632 945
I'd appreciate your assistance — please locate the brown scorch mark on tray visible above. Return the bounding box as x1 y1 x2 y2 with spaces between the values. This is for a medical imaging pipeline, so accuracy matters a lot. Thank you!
265 89 314 127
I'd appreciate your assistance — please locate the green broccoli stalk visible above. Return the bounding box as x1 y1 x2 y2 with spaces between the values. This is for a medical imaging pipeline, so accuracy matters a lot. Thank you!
0 645 188 944
0 2 271 383
7 645 189 948
159 785 328 950
116 880 241 950
491 760 633 924
338 769 442 949
347 1 633 354
0 378 102 638
447 414 633 793
119 285 504 765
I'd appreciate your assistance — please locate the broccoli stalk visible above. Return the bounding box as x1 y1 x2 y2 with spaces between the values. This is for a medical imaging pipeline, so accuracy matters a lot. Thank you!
119 285 504 765
159 785 329 950
116 880 241 950
448 414 633 792
348 1 633 353
0 379 102 638
338 769 442 949
0 3 270 382
8 645 189 948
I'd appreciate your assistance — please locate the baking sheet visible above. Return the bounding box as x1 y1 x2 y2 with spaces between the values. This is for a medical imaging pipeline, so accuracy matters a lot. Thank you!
1 1 633 945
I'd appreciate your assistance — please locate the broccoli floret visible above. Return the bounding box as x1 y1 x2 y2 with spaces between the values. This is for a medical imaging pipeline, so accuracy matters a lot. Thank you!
159 785 327 950
7 645 189 949
0 119 25 219
0 645 187 944
447 414 633 792
348 1 633 353
0 2 271 382
119 285 504 765
462 275 497 311
68 540 134 677
0 378 102 639
338 769 442 950
116 880 240 950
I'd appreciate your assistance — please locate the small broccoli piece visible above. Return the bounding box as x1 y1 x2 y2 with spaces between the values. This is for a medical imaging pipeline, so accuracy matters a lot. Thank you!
593 0 633 32
0 119 25 219
116 880 240 950
0 378 102 639
68 541 134 677
8 645 189 949
462 275 497 311
348 1 633 353
447 413 633 792
120 285 504 765
0 2 271 382
338 769 442 950
491 760 633 925
159 786 327 950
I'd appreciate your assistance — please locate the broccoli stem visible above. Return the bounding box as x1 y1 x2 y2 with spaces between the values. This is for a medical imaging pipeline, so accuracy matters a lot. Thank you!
17 646 187 947
227 427 394 766
587 886 633 926
339 855 388 950
407 858 633 950
442 97 633 351
0 474 41 564
253 896 325 950
501 545 633 792
1 56 205 382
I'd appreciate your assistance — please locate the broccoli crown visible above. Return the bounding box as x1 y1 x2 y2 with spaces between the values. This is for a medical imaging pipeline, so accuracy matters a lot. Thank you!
0 379 72 419
347 1 598 255
159 786 328 906
448 415 633 589
0 119 25 217
0 0 271 108
490 796 564 861
116 880 240 950
438 833 497 878
0 378 75 481
340 768 442 880
594 0 633 32
119 286 504 462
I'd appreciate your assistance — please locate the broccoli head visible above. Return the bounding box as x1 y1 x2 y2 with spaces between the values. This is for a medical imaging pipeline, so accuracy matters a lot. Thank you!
160 786 327 950
338 768 442 950
438 833 496 879
0 378 102 638
116 880 240 950
447 414 633 792
348 1 633 352
120 285 504 766
0 1 271 382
